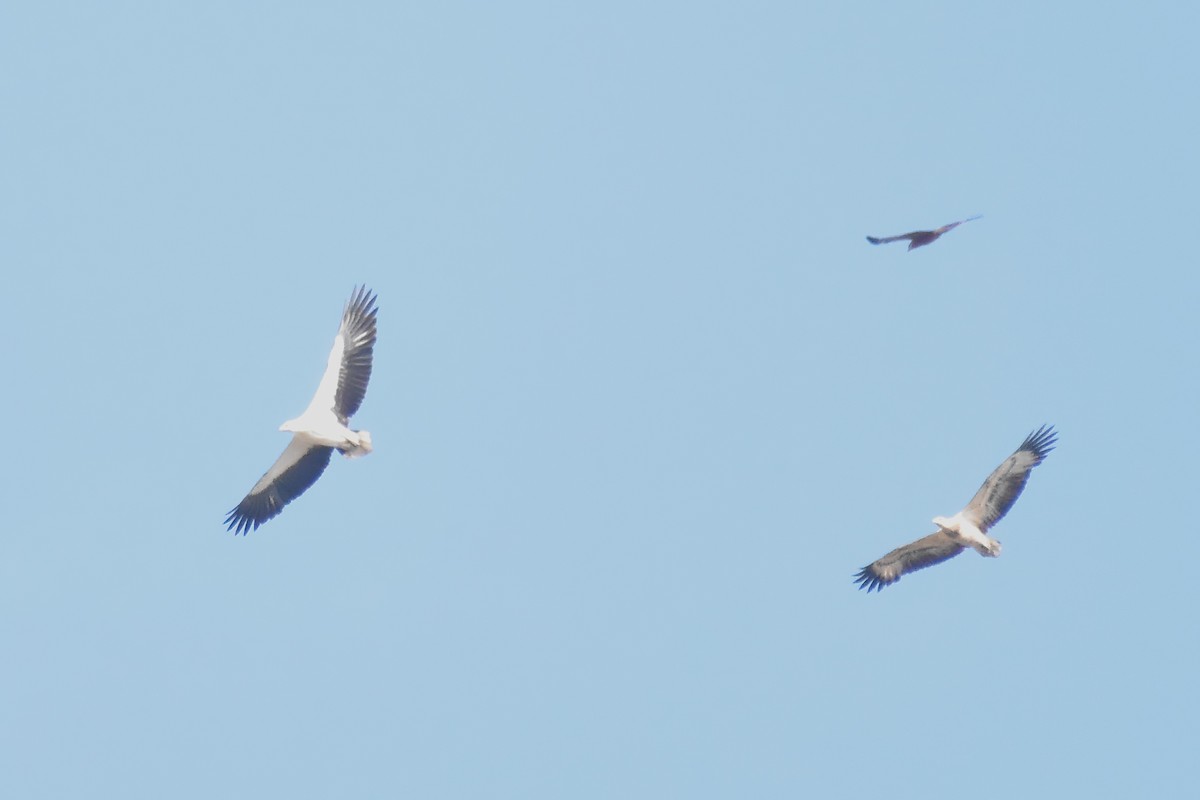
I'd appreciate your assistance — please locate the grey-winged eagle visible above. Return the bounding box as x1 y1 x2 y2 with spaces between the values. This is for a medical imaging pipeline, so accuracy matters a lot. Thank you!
854 425 1056 592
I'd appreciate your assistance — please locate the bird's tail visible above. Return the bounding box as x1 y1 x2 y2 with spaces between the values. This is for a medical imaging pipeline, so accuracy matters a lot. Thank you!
342 430 373 458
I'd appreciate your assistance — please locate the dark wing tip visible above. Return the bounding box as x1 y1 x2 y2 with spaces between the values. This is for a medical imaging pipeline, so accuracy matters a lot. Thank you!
345 285 379 320
866 236 882 244
224 493 284 535
223 486 286 536
1020 424 1058 464
340 285 379 350
224 505 262 536
853 566 894 593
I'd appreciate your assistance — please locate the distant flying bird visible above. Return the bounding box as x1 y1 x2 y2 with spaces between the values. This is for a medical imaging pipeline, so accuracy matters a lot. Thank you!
225 286 378 535
866 215 982 250
854 425 1056 592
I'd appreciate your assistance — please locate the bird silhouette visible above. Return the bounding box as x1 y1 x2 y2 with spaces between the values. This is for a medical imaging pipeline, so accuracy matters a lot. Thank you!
866 215 982 251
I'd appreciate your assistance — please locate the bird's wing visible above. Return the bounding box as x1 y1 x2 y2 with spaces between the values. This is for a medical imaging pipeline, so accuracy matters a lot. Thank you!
933 214 983 235
854 532 965 592
866 232 919 245
961 425 1057 532
304 286 378 424
225 438 335 535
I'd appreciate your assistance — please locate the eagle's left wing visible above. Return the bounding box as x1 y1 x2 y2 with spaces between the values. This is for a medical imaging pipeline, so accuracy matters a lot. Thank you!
854 531 966 592
866 232 918 245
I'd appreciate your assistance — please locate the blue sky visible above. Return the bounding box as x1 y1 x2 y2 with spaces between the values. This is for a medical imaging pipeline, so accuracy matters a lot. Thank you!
3 2 1198 797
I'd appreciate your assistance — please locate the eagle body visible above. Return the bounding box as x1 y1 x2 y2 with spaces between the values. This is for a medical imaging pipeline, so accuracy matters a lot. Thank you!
932 512 1001 557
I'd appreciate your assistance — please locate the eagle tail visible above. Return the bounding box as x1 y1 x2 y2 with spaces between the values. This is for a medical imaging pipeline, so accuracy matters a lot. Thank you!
340 430 373 458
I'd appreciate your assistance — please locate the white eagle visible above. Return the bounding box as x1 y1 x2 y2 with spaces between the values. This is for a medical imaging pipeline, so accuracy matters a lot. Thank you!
854 425 1056 592
225 286 378 535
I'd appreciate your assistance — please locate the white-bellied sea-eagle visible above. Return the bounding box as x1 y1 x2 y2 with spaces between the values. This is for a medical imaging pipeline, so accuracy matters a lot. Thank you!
854 425 1056 592
225 286 378 535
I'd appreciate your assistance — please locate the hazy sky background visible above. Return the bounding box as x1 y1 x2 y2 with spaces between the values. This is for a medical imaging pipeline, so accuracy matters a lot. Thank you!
3 2 1197 797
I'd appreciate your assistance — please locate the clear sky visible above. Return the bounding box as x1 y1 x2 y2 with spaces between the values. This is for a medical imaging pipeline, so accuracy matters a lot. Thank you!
3 2 1197 797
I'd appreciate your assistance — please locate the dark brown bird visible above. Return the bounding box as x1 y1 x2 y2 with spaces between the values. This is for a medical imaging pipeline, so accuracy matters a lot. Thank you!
866 215 982 251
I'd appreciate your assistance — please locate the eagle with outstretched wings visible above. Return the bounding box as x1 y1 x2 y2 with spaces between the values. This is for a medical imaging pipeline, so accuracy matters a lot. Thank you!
854 425 1056 592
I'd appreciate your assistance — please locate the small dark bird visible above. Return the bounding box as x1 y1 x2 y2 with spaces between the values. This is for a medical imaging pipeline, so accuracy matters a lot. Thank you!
866 215 982 251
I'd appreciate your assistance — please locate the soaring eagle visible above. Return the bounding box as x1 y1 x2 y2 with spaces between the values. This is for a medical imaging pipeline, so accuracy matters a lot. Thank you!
225 286 378 535
854 425 1056 592
866 215 982 250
